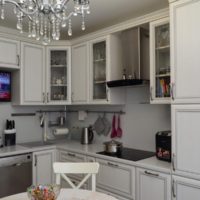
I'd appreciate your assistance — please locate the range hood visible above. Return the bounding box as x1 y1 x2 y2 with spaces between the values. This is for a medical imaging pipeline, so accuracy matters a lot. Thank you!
107 26 149 88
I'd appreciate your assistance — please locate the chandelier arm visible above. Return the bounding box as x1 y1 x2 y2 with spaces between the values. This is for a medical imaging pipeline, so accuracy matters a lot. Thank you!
4 0 38 15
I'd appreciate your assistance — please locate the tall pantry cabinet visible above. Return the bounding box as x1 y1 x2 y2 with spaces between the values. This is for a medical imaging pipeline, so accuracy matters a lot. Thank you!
170 0 200 199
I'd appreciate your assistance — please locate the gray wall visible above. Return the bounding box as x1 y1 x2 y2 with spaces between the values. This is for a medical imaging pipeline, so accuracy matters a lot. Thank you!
0 86 171 151
67 86 171 152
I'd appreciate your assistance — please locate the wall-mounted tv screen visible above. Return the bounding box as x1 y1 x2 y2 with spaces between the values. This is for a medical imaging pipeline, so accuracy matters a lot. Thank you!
0 71 11 102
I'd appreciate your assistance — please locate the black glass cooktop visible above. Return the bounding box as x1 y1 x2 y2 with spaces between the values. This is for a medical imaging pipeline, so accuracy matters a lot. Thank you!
97 148 155 162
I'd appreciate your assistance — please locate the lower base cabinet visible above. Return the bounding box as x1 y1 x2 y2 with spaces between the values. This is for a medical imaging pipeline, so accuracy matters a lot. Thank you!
172 175 200 200
33 150 56 185
136 168 171 200
96 158 135 200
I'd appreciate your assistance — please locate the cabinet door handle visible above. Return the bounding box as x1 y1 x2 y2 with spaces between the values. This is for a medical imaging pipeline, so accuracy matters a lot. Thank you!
67 153 76 157
171 83 175 100
107 162 119 168
71 92 74 102
34 155 37 166
17 55 20 66
144 170 159 177
106 89 109 102
172 153 175 171
172 179 176 198
46 92 49 103
150 86 153 101
42 92 46 103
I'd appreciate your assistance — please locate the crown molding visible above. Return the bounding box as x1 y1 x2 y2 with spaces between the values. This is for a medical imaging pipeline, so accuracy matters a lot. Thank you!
70 8 169 45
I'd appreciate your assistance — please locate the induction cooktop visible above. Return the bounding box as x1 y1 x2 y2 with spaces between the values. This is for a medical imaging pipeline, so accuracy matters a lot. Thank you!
96 147 155 162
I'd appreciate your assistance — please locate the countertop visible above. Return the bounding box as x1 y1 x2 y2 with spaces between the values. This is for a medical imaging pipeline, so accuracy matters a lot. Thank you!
0 140 171 174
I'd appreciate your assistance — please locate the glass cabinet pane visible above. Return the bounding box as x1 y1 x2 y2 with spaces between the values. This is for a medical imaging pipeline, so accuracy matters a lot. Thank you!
50 50 68 101
92 41 107 100
155 23 170 98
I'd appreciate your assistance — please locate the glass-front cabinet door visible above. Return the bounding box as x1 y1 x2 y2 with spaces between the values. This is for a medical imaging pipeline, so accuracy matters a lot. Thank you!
150 18 170 104
90 39 107 102
46 47 71 104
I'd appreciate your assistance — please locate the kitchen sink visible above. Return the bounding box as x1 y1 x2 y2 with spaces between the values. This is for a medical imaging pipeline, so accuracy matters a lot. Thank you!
19 141 55 148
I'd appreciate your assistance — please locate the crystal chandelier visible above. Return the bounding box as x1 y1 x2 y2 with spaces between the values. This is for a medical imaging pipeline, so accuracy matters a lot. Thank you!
0 0 90 44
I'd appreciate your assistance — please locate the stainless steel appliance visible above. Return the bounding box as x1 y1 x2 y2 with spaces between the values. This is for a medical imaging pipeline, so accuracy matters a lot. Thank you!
156 131 171 162
81 126 94 144
0 153 32 198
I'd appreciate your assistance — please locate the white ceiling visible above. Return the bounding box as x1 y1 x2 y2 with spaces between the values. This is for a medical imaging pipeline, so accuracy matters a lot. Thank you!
0 0 168 40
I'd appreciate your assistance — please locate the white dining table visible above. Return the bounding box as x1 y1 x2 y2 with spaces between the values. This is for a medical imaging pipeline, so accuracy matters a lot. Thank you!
0 189 118 200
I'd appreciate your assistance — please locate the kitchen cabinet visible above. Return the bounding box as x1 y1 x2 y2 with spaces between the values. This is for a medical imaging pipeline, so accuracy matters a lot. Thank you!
89 35 125 104
71 42 89 104
172 105 200 175
71 35 125 105
16 42 45 105
172 175 200 200
58 150 86 181
0 37 20 69
136 167 171 200
150 17 170 104
96 158 135 199
170 0 200 103
33 149 56 185
46 46 71 105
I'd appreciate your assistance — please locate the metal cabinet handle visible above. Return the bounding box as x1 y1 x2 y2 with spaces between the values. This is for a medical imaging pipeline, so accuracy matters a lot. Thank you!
71 92 74 102
107 162 119 168
42 92 45 103
34 155 37 166
67 153 76 157
172 179 176 198
144 170 159 177
171 83 175 100
17 55 20 66
106 89 109 102
172 153 175 171
150 86 153 101
46 92 49 103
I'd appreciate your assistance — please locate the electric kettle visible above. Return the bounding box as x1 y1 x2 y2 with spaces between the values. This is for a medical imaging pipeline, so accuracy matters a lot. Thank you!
81 126 94 144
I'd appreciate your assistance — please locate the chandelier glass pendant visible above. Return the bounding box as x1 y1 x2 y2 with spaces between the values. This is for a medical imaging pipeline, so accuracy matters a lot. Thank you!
0 0 90 44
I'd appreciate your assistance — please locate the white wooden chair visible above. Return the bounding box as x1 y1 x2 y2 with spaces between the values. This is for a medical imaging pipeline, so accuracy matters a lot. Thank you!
53 162 100 191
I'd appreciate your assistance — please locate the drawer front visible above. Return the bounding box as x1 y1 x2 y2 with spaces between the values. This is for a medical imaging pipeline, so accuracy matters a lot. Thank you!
96 158 135 199
97 188 133 200
59 150 86 180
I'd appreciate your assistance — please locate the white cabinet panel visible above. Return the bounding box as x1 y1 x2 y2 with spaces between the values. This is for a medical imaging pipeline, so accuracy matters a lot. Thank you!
136 168 171 200
33 150 56 185
21 42 45 104
0 38 20 69
173 176 200 200
172 105 200 175
71 43 89 103
96 158 135 199
170 0 200 103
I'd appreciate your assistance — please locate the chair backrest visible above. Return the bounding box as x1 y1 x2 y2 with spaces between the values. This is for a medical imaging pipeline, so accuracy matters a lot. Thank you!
53 162 100 191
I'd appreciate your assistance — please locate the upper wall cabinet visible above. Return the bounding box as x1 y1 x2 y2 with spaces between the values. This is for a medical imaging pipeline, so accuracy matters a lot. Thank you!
15 42 45 105
0 37 20 69
89 35 125 104
71 42 89 104
170 0 200 103
150 17 170 104
71 35 125 105
46 46 71 105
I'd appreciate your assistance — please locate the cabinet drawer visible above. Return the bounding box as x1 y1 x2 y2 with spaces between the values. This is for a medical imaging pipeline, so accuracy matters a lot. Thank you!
97 188 133 200
96 158 135 199
59 150 86 180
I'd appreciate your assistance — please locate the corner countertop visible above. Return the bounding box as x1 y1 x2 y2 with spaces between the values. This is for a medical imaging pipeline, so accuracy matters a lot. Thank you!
0 140 171 174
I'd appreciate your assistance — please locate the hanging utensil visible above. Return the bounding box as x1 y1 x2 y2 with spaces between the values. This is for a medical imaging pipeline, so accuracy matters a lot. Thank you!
110 114 117 138
116 114 122 138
